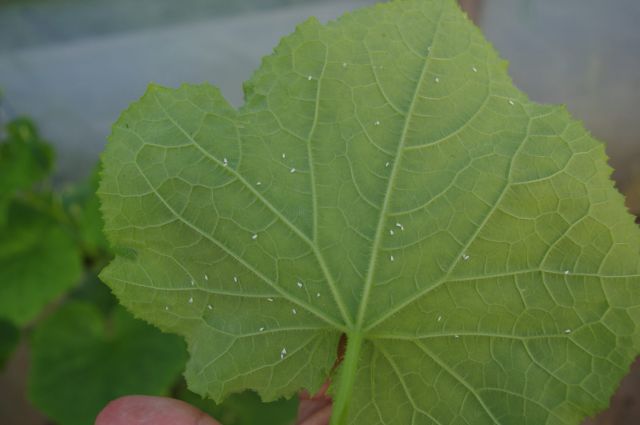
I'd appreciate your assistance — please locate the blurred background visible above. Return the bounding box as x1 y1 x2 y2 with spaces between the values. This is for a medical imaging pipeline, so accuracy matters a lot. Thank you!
0 0 638 424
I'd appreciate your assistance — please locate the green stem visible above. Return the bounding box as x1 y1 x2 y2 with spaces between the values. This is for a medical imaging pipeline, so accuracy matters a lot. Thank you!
330 332 364 425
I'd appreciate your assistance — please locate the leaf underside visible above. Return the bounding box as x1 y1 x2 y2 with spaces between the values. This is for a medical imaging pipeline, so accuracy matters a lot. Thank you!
99 0 640 424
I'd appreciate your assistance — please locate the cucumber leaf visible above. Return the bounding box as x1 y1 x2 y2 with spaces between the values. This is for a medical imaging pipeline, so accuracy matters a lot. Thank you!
0 201 82 325
179 387 298 425
0 118 53 225
28 302 187 425
0 319 19 369
99 0 640 423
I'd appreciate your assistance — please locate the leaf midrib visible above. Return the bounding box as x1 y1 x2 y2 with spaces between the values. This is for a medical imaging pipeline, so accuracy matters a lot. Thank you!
364 107 542 332
354 5 446 331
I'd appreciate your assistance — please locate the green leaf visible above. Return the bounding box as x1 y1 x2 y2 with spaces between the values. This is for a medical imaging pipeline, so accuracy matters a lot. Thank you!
98 0 640 423
70 272 119 315
0 319 19 369
63 167 112 259
0 201 82 325
28 301 188 425
0 118 53 224
179 386 298 425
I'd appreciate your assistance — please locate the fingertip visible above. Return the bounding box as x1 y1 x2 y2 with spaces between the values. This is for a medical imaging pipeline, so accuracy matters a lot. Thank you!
95 395 220 425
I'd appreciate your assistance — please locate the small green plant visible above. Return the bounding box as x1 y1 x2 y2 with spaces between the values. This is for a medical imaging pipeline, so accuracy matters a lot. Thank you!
99 0 640 424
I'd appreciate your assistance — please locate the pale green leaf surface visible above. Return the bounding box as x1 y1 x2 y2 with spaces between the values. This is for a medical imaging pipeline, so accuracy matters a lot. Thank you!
28 302 187 425
99 0 640 423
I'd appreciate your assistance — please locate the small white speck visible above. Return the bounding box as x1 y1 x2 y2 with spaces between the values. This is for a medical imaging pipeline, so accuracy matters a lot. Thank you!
252 234 258 240
472 66 478 73
374 120 380 126
290 168 296 173
462 254 470 261
164 306 169 311
385 161 390 168
207 304 213 310
307 75 313 81
280 348 287 359
233 276 238 283
564 329 572 334
435 77 440 83
390 255 395 262
259 327 265 332
454 335 460 339
564 270 570 275
389 229 395 236
297 281 303 288
190 279 195 286
395 222 404 231
509 100 515 105
256 181 262 186
437 315 442 322
204 274 208 281
282 153 286 159
223 157 228 166
292 308 297 315
267 298 274 302
316 292 321 297
342 62 348 68
188 297 194 304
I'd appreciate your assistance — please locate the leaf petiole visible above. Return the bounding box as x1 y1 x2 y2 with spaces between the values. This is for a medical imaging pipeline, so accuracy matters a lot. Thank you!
330 332 364 425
